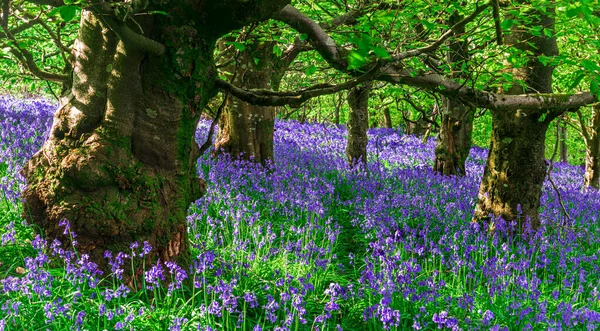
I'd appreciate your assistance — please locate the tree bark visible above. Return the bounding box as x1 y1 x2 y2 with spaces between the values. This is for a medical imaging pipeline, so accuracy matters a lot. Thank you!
473 3 559 231
346 82 371 166
215 42 277 165
433 11 474 177
559 121 568 163
20 1 289 275
383 107 392 128
584 105 600 189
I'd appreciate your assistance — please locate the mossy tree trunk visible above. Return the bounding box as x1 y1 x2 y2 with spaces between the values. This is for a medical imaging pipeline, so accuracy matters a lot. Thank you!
473 3 559 231
584 104 600 189
433 12 474 177
21 1 288 274
346 82 371 166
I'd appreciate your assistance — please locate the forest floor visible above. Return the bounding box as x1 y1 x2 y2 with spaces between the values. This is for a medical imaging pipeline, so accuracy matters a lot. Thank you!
1 97 599 330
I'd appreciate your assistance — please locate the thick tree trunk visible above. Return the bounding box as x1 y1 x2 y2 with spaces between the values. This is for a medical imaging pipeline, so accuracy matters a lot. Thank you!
473 4 559 231
346 82 371 166
383 107 393 128
584 105 600 189
20 0 289 275
433 11 474 177
473 112 549 230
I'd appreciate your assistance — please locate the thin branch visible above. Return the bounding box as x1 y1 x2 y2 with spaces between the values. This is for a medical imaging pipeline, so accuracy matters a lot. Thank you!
390 2 491 62
402 95 440 128
1 24 68 82
546 117 572 223
199 95 227 155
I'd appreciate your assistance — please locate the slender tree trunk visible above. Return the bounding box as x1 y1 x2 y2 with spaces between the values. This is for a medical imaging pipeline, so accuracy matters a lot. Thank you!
584 105 600 189
473 3 559 231
215 43 276 165
334 94 342 125
19 1 289 274
346 82 371 166
383 107 393 128
433 11 474 177
559 121 568 163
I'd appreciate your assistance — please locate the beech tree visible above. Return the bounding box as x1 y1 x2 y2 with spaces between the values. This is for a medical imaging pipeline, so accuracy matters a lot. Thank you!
2 0 290 272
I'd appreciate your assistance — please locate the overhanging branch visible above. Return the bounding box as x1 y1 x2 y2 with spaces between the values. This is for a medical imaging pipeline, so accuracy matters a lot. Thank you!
215 62 380 107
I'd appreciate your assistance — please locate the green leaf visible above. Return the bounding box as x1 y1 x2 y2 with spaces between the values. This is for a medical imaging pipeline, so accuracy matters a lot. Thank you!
233 42 246 51
591 79 599 96
420 19 435 30
299 33 308 41
566 6 582 18
569 71 586 89
347 51 367 71
272 44 283 57
371 47 391 60
500 19 515 31
305 65 316 76
106 64 113 73
59 6 79 22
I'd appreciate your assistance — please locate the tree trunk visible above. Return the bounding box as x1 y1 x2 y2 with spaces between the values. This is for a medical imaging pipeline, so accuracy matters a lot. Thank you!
559 121 568 163
383 107 393 128
433 99 474 176
433 11 474 177
346 82 371 166
473 3 559 231
584 105 600 189
473 111 549 230
214 43 277 165
334 94 342 125
20 1 288 274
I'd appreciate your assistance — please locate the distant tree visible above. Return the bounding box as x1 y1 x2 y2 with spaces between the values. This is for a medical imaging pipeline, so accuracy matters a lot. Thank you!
346 82 371 166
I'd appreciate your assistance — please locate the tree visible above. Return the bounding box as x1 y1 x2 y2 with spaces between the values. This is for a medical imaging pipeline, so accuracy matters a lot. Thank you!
346 82 371 166
433 11 474 177
213 39 281 165
4 0 290 274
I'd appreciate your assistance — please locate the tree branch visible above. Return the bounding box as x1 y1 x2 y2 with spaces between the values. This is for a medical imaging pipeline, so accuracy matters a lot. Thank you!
402 95 440 128
1 23 68 82
275 4 599 113
215 62 380 107
99 16 165 56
